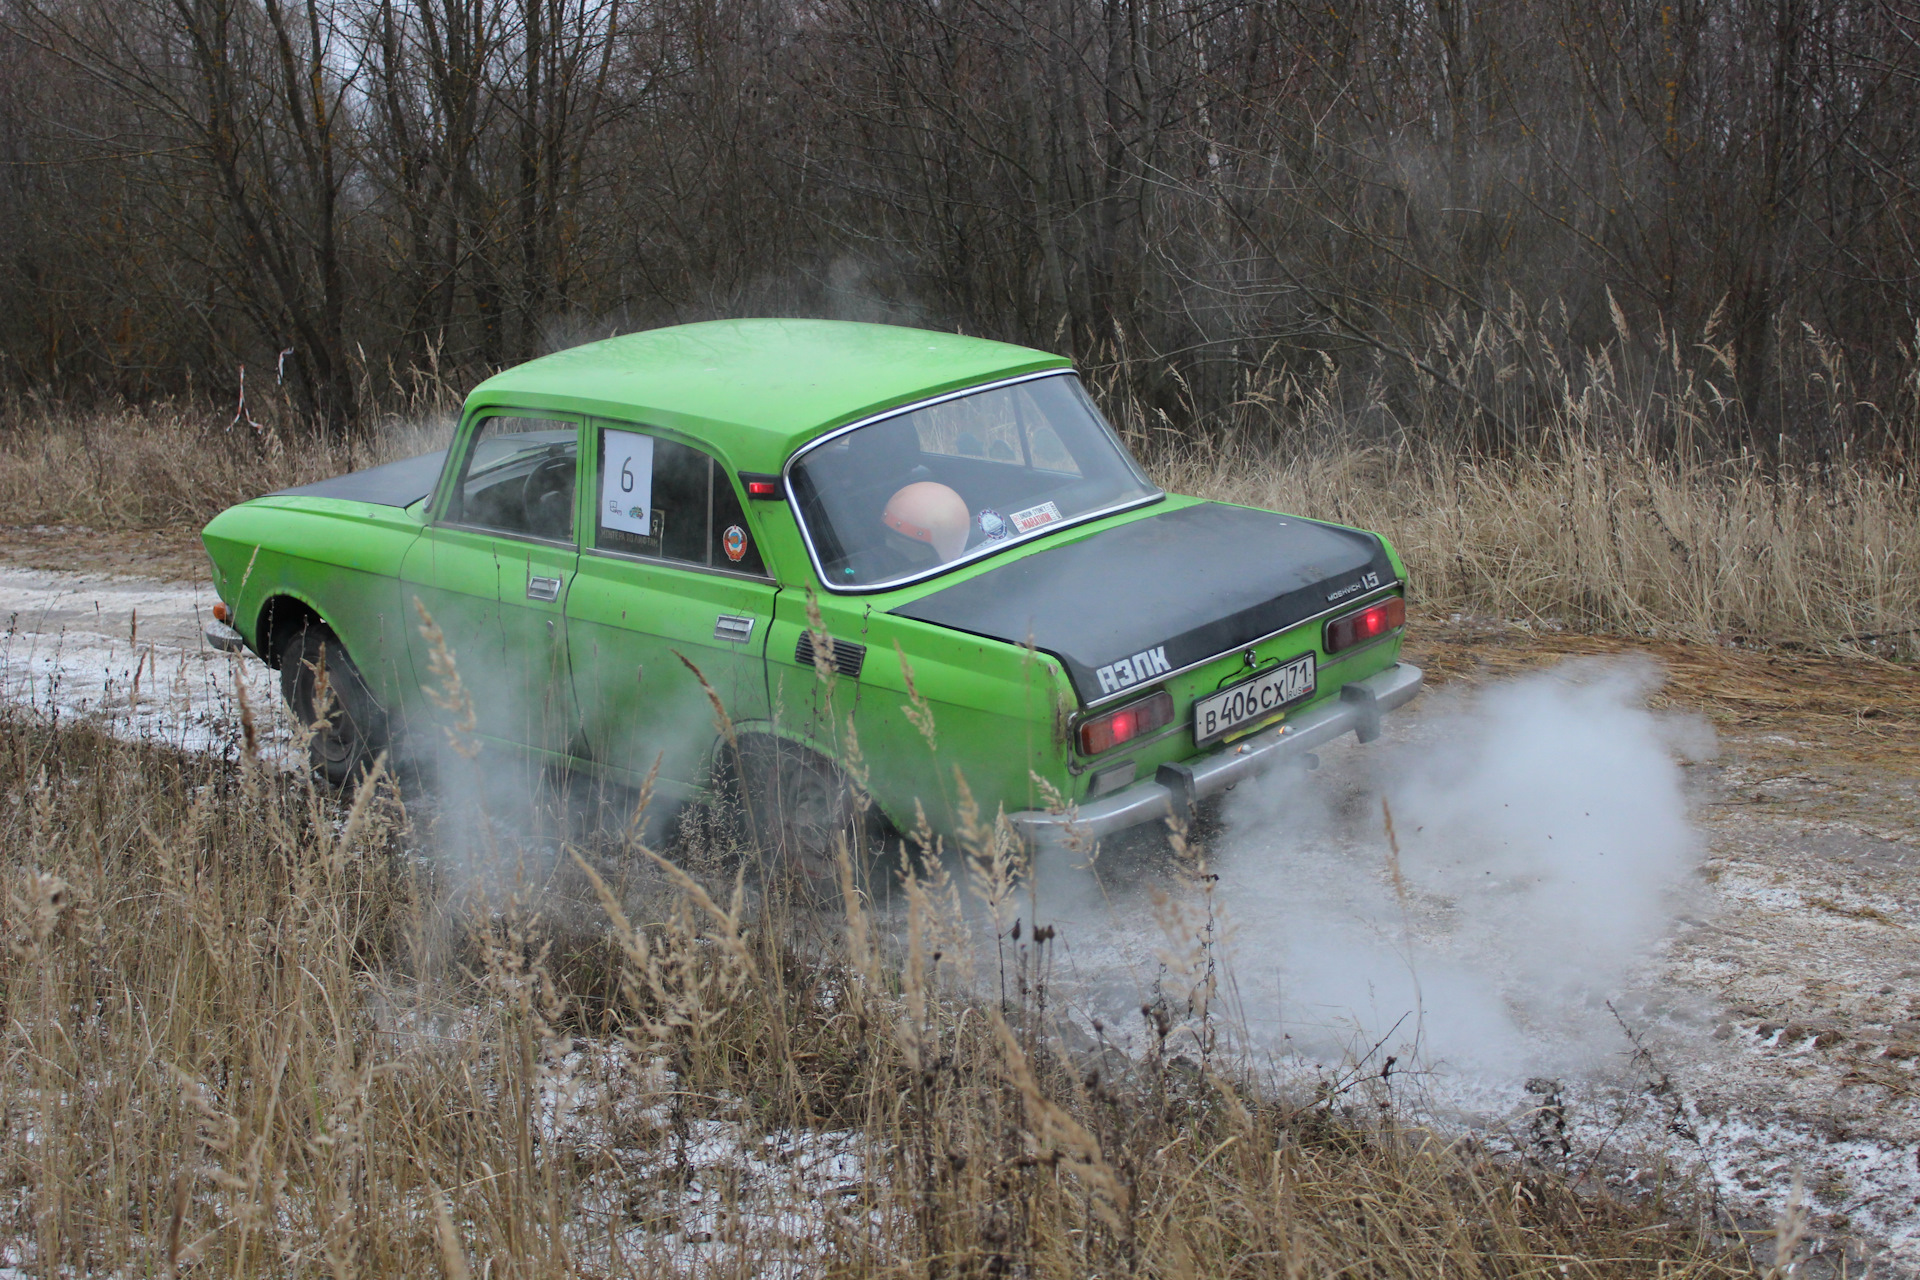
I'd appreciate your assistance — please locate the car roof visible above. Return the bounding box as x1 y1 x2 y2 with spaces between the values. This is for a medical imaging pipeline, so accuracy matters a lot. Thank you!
464 319 1073 473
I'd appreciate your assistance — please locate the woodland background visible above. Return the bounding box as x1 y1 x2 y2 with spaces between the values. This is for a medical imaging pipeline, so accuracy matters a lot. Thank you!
3 0 1919 457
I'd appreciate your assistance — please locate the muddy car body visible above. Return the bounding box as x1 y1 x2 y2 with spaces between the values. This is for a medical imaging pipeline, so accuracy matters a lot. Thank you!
201 320 1421 857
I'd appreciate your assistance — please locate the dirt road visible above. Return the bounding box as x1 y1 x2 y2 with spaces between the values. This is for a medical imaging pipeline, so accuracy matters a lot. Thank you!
0 550 1914 1270
0 559 287 758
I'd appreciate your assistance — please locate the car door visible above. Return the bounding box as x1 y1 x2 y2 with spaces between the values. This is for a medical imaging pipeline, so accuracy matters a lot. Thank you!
399 413 582 756
565 421 775 786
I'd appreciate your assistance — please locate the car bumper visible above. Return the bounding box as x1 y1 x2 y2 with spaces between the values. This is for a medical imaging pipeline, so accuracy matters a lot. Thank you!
1009 661 1423 846
203 620 247 652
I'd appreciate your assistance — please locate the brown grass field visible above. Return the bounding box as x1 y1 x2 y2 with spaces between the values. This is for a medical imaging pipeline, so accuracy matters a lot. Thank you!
5 320 1915 662
1 343 1916 1276
1 701 1773 1279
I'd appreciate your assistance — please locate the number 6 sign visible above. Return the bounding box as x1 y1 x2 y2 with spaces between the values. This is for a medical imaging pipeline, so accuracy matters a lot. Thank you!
601 430 655 537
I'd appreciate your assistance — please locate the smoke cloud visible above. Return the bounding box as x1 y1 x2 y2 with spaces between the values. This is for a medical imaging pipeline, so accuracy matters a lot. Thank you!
1036 658 1714 1078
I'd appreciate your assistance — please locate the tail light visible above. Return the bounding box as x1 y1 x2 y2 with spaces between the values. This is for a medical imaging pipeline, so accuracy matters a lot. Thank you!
1078 690 1174 755
1324 596 1406 654
212 602 230 624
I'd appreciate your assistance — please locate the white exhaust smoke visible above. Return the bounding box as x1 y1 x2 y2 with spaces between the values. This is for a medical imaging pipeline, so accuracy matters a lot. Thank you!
1035 657 1713 1078
1215 656 1714 1072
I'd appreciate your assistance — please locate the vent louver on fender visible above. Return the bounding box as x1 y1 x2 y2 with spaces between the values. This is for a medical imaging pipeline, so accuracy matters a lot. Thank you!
794 632 866 679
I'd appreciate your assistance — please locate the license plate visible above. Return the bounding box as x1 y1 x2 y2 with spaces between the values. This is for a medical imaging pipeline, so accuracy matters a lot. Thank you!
1193 653 1316 746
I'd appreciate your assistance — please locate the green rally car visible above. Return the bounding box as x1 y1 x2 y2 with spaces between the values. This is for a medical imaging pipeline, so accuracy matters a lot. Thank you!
201 320 1421 865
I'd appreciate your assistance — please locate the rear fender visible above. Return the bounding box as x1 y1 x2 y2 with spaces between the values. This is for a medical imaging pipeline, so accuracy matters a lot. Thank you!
696 720 899 825
764 605 1079 842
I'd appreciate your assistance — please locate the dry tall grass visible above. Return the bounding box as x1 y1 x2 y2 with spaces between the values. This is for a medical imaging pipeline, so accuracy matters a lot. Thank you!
1167 442 1919 659
0 378 455 532
1099 306 1920 660
3 309 1915 659
0 703 1764 1277
0 319 1888 1273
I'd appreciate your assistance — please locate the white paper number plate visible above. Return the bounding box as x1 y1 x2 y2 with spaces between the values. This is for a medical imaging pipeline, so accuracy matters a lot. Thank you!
601 430 656 537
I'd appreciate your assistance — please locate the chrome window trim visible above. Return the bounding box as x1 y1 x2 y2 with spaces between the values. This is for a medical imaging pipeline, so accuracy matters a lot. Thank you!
1077 585 1405 710
780 368 1165 595
584 418 774 582
431 408 584 546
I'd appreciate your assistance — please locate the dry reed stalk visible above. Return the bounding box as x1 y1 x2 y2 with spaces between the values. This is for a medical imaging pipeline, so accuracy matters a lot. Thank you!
1 311 1914 663
0 400 453 532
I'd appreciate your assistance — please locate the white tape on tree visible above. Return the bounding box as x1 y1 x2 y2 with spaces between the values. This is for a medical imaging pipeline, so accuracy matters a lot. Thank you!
602 430 655 536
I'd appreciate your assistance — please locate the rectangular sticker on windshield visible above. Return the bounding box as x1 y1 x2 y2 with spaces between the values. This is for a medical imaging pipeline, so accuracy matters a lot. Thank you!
601 430 655 537
1009 500 1061 534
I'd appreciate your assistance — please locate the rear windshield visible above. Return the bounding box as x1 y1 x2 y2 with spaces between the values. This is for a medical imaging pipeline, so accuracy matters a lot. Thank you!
788 374 1160 589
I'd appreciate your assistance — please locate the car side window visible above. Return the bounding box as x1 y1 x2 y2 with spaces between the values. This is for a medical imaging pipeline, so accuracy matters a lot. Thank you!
445 415 578 542
594 426 766 576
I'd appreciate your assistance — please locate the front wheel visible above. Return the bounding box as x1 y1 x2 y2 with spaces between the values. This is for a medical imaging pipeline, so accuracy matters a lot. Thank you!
279 623 388 786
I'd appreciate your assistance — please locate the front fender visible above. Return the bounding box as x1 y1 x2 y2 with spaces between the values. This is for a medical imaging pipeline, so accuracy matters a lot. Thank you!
202 497 424 712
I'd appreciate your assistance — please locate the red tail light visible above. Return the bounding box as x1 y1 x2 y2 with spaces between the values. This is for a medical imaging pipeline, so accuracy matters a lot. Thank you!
1078 690 1174 755
1324 597 1406 654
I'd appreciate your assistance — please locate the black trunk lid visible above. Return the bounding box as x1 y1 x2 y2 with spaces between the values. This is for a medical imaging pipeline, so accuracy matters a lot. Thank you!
890 501 1395 705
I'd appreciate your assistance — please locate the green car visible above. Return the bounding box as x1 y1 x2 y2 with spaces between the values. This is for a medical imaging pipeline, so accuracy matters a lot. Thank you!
201 320 1420 867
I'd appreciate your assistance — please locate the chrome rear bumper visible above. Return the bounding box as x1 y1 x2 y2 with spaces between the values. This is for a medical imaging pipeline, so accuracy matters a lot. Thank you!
1010 662 1423 845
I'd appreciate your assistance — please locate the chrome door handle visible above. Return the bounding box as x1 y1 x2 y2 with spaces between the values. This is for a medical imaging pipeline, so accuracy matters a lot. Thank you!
714 614 754 643
526 575 562 602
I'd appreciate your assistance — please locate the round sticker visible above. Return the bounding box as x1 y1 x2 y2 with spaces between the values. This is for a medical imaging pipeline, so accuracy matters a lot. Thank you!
977 508 1008 540
722 524 748 562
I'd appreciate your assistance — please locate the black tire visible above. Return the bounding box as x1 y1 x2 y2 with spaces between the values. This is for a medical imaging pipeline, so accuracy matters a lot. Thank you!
730 736 866 888
279 623 388 786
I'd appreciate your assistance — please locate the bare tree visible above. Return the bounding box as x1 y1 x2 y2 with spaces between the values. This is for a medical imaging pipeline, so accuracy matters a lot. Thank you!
2 0 1917 453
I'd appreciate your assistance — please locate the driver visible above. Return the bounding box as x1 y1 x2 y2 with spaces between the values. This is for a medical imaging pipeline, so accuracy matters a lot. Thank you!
882 481 970 564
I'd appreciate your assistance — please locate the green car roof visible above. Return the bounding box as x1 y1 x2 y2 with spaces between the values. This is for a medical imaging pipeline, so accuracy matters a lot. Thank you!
465 319 1073 473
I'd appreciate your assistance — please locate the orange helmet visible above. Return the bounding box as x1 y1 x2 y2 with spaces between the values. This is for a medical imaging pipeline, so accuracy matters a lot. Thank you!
882 481 970 562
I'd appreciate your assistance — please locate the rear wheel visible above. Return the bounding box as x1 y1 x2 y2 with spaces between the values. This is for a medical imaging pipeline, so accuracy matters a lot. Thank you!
279 623 388 786
729 736 868 889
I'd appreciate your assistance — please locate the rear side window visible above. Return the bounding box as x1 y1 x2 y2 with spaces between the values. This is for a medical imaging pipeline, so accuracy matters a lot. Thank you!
594 426 766 576
444 415 579 542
